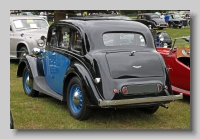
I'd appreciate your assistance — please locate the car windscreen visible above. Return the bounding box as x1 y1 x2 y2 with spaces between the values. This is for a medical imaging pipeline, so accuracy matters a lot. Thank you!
13 19 49 29
103 32 146 47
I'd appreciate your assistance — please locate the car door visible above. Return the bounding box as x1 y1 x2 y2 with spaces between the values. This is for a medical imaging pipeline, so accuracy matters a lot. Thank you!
52 26 84 95
51 25 71 95
42 26 57 92
162 51 190 91
43 25 71 95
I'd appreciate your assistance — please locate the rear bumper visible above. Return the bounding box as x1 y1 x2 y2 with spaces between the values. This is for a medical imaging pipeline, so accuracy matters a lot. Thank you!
98 93 183 107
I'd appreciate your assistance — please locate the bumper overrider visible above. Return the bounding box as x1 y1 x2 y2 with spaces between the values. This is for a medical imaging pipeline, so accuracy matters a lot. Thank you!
98 93 183 107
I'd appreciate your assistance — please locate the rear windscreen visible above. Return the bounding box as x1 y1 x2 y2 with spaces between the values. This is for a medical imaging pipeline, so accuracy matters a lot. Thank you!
103 32 146 47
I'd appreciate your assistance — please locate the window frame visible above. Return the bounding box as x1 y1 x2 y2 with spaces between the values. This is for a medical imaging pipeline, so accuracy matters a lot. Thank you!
70 27 84 55
57 25 71 50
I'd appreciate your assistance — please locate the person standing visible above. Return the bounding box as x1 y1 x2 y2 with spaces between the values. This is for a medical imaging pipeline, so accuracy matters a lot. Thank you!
164 12 170 26
160 12 165 21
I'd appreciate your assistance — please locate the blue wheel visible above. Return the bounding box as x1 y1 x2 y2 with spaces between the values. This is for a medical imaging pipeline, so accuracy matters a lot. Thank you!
22 66 39 97
69 84 83 114
67 77 92 120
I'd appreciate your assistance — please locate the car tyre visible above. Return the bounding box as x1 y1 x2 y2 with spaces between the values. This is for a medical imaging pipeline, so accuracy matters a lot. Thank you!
22 66 39 97
169 23 173 28
67 77 92 120
139 106 159 114
19 46 28 58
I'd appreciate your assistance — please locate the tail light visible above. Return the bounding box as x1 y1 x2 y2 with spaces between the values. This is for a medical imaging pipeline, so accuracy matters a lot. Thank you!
122 86 128 94
113 89 118 94
157 84 163 92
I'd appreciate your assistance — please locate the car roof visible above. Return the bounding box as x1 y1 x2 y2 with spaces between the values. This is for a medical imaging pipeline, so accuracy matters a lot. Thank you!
55 19 154 50
10 15 45 20
57 18 148 31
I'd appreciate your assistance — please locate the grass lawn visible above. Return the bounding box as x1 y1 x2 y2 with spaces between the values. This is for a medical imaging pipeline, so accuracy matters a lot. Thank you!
10 26 190 130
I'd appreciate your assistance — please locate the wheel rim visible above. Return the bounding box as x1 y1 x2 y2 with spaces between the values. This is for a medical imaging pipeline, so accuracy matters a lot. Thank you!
20 51 26 58
23 71 32 94
69 84 83 114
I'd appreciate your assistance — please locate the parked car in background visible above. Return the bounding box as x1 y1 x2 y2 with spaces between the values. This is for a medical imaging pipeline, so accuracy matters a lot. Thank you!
136 13 168 29
10 15 49 59
146 25 172 48
17 18 183 120
168 13 188 28
156 36 190 96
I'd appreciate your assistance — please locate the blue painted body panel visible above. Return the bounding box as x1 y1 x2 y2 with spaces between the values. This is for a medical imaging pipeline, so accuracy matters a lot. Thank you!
42 50 70 95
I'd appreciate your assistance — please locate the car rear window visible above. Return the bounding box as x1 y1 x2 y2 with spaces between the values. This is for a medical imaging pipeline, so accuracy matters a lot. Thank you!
103 32 146 47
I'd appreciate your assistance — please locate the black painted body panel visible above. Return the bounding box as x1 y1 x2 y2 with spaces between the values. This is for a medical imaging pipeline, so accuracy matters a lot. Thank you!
17 19 174 107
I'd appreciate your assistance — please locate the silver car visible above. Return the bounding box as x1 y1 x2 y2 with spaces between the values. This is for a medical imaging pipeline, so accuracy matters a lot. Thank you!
10 16 49 59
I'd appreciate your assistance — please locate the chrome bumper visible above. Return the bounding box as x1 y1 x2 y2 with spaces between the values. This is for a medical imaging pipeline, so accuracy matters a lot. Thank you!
98 93 183 107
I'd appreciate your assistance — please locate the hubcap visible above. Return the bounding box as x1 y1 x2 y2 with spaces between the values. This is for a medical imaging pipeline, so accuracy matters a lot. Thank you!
25 76 33 88
73 91 80 106
69 84 83 114
23 71 32 94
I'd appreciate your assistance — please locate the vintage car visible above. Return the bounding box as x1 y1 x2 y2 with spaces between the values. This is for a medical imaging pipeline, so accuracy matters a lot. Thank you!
168 13 188 28
156 36 190 96
136 13 168 29
10 15 49 59
17 18 183 120
149 27 172 48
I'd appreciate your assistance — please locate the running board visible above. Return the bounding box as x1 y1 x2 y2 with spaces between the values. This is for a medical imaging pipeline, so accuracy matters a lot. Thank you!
33 76 63 101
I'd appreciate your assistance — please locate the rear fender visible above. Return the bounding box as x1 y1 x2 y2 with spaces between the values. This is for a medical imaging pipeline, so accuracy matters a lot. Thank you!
63 63 102 106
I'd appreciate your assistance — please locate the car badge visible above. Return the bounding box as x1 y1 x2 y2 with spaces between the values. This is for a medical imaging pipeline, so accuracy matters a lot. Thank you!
133 66 142 69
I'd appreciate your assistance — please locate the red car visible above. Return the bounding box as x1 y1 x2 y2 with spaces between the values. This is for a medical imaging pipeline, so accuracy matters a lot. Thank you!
156 36 190 96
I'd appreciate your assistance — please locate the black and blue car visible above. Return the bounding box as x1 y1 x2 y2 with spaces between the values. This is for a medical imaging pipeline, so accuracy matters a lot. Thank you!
17 18 183 120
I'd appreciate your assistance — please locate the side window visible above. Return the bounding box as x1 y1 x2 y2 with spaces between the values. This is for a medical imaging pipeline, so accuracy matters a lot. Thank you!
72 30 82 52
46 27 58 48
58 26 71 49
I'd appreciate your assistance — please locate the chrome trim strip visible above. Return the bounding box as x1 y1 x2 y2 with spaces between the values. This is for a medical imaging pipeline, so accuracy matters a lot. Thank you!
98 94 183 106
